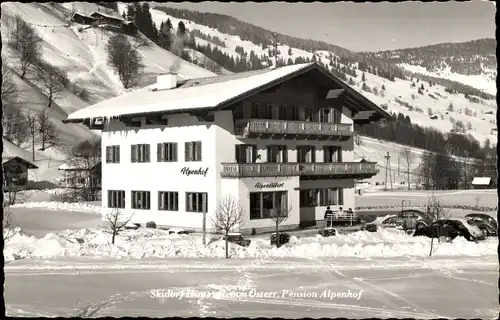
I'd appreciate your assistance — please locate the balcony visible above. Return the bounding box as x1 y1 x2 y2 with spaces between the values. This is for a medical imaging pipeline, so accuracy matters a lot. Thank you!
221 162 379 179
234 119 352 141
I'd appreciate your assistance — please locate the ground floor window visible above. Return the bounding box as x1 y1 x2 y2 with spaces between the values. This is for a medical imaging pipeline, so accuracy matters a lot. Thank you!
108 190 125 208
186 192 207 212
250 191 288 219
299 189 318 207
300 188 343 207
158 191 178 211
131 191 151 209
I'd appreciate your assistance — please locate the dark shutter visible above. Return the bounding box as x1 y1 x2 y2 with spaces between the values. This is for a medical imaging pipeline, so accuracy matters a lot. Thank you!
106 146 112 163
339 188 344 205
157 143 162 162
115 146 120 163
195 142 202 161
202 193 207 212
145 145 150 162
172 143 177 161
184 142 190 161
131 145 137 162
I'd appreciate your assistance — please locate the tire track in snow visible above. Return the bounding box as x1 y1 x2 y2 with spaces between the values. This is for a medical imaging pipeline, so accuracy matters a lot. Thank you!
317 257 444 319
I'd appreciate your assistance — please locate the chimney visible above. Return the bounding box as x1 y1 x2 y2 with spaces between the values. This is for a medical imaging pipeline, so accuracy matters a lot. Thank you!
156 73 177 90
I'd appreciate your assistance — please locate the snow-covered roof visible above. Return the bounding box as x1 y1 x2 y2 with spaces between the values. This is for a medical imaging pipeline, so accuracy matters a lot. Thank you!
66 63 392 123
71 12 95 19
472 177 491 185
90 11 124 21
2 156 38 169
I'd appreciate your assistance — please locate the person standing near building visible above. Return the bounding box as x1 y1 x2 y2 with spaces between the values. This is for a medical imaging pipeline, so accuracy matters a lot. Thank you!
324 206 334 227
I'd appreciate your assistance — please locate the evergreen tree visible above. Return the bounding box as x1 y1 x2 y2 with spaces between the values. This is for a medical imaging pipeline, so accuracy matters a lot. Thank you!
362 72 366 82
177 21 186 37
287 57 293 65
381 84 386 90
288 47 292 55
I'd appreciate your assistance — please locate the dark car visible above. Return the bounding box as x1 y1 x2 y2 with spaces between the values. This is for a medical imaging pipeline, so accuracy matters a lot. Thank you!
465 213 497 237
222 233 251 247
399 209 434 230
414 218 485 241
270 232 291 247
362 223 378 232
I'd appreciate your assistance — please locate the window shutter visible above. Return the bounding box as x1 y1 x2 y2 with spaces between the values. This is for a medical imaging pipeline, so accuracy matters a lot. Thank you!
115 146 120 163
172 143 177 161
185 142 190 161
157 143 162 162
146 145 150 162
235 145 241 163
131 145 137 162
339 188 343 205
283 146 288 163
195 142 202 161
106 147 112 163
202 193 207 212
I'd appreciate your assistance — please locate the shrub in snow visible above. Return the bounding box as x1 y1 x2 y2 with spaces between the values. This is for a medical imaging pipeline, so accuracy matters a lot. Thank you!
146 221 157 229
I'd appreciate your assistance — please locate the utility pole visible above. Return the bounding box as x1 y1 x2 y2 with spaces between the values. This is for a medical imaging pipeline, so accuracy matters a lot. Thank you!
397 156 400 176
384 152 393 192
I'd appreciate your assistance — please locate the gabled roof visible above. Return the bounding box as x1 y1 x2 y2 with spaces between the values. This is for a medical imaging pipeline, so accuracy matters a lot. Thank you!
2 156 38 169
472 177 491 185
90 11 124 21
71 12 95 20
65 62 393 123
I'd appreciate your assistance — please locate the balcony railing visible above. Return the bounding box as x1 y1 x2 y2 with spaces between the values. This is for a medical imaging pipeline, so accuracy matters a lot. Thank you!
221 162 379 178
235 119 352 139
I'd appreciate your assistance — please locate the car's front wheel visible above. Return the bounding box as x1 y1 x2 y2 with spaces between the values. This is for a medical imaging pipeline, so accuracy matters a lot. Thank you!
480 228 488 238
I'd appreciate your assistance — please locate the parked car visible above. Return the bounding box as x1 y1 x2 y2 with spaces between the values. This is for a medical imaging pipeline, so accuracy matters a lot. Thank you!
399 209 433 230
366 214 402 230
167 228 191 235
270 232 291 247
361 223 378 232
465 213 497 237
222 233 251 247
413 218 485 241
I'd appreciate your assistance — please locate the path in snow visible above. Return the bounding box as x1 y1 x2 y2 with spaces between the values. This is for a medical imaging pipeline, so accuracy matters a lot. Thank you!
5 257 497 318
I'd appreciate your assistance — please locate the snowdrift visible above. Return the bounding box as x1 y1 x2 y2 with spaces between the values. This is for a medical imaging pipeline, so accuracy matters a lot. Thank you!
4 227 496 263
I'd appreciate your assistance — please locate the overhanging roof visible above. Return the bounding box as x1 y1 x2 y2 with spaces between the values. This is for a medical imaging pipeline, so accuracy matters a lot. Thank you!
2 156 38 169
65 62 393 124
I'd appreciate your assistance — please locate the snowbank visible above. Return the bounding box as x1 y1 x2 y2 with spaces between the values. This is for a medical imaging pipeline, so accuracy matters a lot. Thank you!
4 227 496 263
11 201 102 214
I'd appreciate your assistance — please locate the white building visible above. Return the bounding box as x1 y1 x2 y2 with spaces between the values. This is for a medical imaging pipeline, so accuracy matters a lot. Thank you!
65 62 392 234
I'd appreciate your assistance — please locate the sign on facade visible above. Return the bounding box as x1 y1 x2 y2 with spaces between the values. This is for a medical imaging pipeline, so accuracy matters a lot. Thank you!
181 167 209 177
254 182 285 189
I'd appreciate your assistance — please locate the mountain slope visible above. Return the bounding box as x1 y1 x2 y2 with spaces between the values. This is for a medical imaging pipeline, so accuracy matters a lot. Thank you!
362 39 497 95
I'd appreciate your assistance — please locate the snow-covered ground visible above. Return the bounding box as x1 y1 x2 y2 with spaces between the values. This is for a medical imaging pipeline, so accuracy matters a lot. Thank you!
4 255 498 318
4 225 497 263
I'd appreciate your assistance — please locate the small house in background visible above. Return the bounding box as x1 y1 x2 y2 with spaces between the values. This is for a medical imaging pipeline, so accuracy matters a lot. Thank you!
70 12 95 25
2 156 38 191
471 177 492 189
90 11 123 27
58 161 101 190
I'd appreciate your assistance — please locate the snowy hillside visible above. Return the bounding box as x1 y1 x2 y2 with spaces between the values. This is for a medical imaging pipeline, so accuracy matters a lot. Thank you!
1 2 216 183
130 3 496 145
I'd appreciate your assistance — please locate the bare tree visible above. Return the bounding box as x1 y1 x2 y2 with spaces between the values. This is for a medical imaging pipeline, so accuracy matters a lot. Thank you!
67 138 101 201
270 205 292 248
34 60 68 108
425 193 450 256
106 33 144 89
473 196 481 209
353 132 362 146
3 206 19 243
2 65 18 103
100 208 134 245
2 105 29 147
400 148 415 190
26 111 38 161
8 16 43 79
210 195 246 259
37 109 59 150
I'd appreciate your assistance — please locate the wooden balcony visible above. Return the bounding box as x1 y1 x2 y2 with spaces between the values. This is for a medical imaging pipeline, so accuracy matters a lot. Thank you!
221 162 379 179
234 119 352 140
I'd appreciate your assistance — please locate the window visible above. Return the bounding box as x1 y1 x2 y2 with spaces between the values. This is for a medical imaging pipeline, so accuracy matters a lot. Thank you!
251 102 260 118
333 106 342 123
300 189 319 207
319 108 332 123
305 108 319 122
158 191 178 211
319 188 343 206
278 105 287 120
108 190 125 208
157 143 178 162
106 146 120 163
185 141 202 161
131 144 150 163
236 144 257 163
267 145 287 163
297 146 315 163
186 192 208 212
323 146 342 162
250 191 288 219
131 191 151 209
